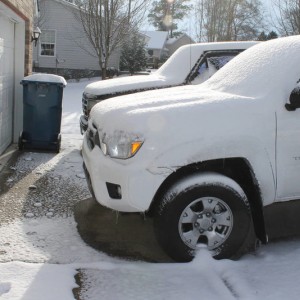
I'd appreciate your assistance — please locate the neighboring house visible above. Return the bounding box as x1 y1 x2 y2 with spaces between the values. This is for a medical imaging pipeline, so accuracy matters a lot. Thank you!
142 31 169 61
166 33 195 56
0 0 35 155
142 31 195 68
33 0 120 78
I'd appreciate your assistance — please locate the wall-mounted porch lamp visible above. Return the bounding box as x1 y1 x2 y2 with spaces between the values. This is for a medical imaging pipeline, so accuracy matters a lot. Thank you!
31 27 41 47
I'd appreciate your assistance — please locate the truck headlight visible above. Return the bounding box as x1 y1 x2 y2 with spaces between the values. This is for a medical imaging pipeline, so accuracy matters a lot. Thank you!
101 131 144 159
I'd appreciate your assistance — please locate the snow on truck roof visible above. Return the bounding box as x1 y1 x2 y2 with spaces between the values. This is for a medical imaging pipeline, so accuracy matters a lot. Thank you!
156 41 257 79
84 41 256 95
203 36 300 98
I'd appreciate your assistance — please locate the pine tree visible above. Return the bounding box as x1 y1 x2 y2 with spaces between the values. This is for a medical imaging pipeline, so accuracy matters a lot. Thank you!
120 34 147 75
267 31 278 40
257 31 268 41
148 0 191 37
257 31 278 41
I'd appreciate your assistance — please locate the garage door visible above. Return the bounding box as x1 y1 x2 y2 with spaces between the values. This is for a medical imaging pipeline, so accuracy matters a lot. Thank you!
0 14 14 154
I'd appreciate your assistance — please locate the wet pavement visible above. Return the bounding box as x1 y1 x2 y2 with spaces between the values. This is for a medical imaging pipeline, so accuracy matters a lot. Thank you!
74 198 172 262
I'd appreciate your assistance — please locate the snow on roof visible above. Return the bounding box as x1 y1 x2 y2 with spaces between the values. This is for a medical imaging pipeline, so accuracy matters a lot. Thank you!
166 33 194 45
141 31 169 49
55 0 77 7
22 74 67 86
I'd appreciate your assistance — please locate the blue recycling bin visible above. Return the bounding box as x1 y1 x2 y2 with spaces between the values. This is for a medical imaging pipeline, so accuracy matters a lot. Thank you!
19 74 67 152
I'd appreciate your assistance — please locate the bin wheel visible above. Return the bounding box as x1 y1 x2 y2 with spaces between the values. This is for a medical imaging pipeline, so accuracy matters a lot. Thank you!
18 132 24 151
55 134 61 153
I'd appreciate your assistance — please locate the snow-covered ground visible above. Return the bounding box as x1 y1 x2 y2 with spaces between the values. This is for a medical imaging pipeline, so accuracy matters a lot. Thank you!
1 79 300 299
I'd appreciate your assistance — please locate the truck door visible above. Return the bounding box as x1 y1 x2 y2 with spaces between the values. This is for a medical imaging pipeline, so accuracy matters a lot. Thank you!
276 84 300 201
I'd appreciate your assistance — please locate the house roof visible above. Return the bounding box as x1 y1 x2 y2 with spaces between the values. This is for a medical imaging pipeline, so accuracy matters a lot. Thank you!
141 31 169 49
166 33 195 45
53 0 79 9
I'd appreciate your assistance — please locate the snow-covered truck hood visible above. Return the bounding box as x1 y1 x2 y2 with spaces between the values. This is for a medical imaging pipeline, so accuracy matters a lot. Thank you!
84 73 170 96
84 41 257 96
90 84 250 135
89 83 273 183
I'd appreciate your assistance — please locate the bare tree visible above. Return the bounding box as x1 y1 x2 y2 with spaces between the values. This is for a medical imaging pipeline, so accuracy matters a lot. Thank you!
33 0 48 29
195 0 264 42
74 0 150 79
271 0 300 35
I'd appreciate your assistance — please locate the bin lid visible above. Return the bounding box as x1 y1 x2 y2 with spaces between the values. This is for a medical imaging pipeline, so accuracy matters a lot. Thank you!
21 74 67 87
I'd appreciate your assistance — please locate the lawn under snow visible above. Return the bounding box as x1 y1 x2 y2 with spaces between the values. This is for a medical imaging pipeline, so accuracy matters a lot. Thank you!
1 79 300 299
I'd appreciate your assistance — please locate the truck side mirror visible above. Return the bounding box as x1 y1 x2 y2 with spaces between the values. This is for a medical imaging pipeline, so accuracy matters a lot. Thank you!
285 87 300 111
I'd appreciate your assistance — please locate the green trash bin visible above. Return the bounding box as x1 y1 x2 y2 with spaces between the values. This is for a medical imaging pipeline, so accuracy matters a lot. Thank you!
19 74 67 152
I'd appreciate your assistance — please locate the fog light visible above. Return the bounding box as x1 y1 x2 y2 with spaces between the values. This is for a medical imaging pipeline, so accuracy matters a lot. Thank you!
106 182 122 199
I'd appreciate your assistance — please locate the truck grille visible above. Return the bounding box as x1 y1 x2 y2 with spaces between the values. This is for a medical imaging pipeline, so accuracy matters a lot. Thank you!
87 122 100 150
82 93 112 118
82 93 89 117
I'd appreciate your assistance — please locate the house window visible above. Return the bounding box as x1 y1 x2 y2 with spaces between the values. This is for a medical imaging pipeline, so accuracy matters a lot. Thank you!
40 30 56 56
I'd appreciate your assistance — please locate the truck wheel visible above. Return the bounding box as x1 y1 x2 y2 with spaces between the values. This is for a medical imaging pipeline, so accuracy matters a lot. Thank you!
154 172 253 262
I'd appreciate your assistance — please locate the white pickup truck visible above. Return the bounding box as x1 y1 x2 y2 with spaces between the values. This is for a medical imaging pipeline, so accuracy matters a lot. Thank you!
80 41 256 133
82 36 300 262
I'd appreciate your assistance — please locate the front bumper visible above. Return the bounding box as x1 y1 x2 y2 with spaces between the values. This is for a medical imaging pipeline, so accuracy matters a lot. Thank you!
82 134 166 212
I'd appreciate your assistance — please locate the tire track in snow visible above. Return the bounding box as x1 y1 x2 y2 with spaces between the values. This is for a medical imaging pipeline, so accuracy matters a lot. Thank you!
219 266 258 299
192 249 256 300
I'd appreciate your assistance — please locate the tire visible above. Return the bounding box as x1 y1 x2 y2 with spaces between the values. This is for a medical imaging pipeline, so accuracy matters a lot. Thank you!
154 172 253 262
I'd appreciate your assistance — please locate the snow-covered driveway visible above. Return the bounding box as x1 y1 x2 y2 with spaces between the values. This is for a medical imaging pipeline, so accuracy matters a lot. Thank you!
0 79 300 299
